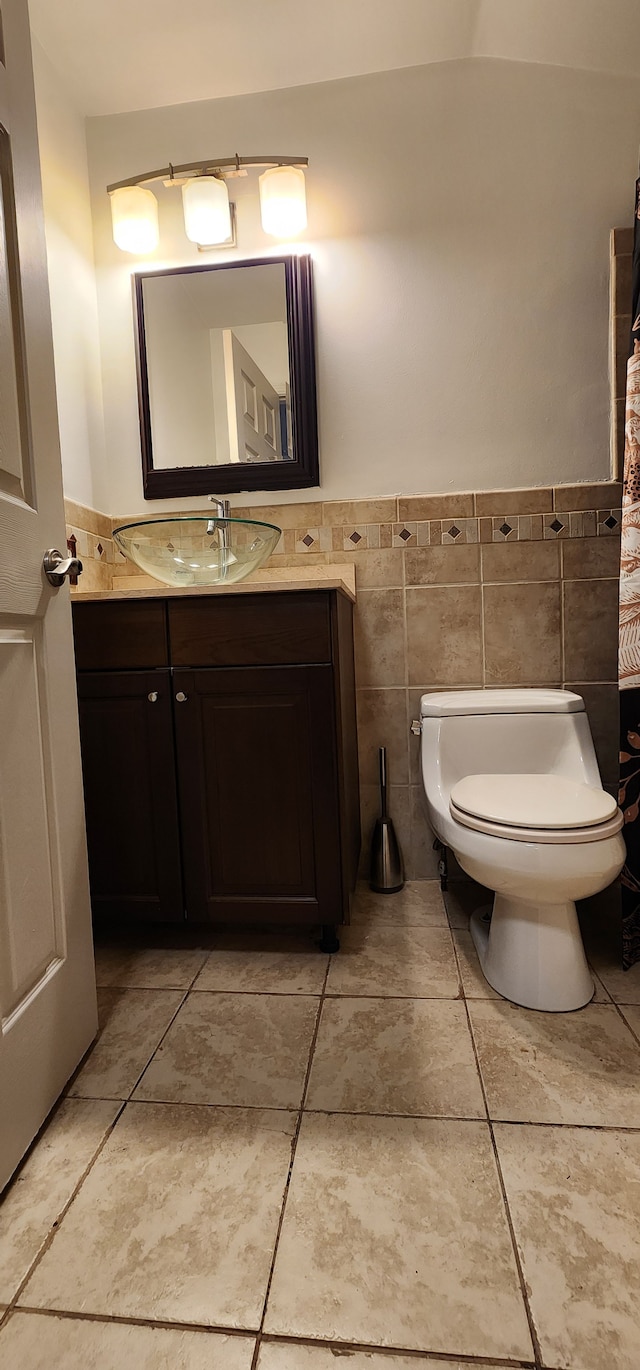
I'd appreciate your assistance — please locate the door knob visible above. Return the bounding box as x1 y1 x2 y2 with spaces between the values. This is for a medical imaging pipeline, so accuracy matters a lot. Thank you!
43 549 83 587
148 691 159 703
175 691 188 702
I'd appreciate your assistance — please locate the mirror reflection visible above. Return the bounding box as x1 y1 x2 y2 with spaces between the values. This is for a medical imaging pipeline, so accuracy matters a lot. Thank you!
141 261 292 470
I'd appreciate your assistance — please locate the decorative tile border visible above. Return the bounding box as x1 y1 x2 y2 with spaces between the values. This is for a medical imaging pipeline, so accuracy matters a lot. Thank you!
276 507 622 552
65 486 623 594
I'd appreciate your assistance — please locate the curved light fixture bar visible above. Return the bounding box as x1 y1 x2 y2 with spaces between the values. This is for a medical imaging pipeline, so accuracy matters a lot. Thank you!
107 154 309 251
106 155 309 195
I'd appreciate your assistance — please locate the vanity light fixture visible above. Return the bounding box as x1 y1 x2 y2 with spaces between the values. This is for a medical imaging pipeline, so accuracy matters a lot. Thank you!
259 165 307 237
107 154 308 253
182 175 232 246
110 185 160 254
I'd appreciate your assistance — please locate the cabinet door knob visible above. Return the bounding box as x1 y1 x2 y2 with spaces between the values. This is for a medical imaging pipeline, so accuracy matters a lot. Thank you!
148 691 159 703
175 691 188 703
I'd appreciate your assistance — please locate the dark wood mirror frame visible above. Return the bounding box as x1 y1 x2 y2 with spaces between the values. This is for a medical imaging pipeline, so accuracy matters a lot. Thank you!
134 253 319 499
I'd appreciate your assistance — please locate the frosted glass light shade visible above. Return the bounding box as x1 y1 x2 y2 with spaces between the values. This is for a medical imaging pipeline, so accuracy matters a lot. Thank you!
182 176 231 245
259 165 307 237
110 186 159 254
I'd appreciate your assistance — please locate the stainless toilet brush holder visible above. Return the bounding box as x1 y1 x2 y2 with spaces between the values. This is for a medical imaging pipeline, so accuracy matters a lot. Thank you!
369 746 404 893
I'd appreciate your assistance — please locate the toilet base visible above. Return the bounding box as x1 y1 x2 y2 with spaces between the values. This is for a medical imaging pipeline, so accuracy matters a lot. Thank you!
470 892 594 1012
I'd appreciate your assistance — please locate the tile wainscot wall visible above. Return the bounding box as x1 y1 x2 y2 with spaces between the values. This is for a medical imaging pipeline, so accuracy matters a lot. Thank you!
66 481 622 880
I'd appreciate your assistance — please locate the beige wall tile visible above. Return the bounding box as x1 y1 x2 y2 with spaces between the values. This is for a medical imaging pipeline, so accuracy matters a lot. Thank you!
563 579 619 681
64 498 111 540
72 559 112 594
474 488 552 516
483 582 561 684
356 688 409 785
326 548 404 588
354 588 406 687
398 494 474 521
553 482 623 511
239 502 324 529
406 586 483 686
322 498 397 525
410 784 440 879
405 545 480 586
562 537 620 579
565 683 619 785
408 687 423 785
271 552 329 567
481 540 560 582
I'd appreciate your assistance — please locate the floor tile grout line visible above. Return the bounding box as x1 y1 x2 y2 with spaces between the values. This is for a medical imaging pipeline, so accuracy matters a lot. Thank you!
47 1094 640 1131
5 1304 538 1366
449 928 489 1124
608 995 640 1047
259 1328 537 1367
460 993 544 1370
0 1097 129 1333
67 983 191 1104
5 1304 256 1340
250 953 331 1370
0 977 199 1329
124 984 192 1101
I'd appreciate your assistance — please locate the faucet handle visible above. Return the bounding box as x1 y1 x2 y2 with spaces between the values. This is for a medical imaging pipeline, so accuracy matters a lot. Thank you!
208 495 231 518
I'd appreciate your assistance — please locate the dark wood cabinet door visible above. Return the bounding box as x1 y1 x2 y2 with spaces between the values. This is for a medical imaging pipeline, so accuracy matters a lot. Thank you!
174 665 342 926
76 671 183 923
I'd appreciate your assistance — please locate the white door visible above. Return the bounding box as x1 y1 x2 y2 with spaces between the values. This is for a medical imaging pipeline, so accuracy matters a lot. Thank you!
0 0 97 1189
223 329 284 463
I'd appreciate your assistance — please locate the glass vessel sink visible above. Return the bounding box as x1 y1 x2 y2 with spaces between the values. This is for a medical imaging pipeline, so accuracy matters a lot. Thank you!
112 516 281 588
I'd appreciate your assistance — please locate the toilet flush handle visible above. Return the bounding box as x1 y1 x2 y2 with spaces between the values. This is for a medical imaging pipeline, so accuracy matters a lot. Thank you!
410 719 422 736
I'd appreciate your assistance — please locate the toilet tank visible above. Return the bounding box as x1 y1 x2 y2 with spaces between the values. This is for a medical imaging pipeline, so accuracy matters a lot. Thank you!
420 690 601 796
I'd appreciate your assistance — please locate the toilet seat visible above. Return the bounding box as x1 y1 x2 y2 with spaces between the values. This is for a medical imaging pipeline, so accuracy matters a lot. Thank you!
450 773 622 844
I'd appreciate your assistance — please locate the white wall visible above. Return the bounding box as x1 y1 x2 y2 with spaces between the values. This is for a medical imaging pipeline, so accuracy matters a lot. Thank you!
85 58 640 514
32 38 105 511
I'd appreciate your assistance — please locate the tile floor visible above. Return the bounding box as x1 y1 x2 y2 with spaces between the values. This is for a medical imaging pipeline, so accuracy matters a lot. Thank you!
1 879 640 1369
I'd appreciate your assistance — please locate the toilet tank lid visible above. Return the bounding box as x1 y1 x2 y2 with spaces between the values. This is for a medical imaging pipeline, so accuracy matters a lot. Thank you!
420 689 585 717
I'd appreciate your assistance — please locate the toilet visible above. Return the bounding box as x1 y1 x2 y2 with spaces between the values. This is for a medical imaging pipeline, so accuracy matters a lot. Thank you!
418 689 625 1012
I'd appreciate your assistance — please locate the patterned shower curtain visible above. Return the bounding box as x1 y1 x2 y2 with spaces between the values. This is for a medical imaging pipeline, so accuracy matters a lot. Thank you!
618 178 640 969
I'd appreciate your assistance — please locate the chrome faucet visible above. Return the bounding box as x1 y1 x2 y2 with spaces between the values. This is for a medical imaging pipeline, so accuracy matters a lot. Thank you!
206 495 232 579
206 495 231 535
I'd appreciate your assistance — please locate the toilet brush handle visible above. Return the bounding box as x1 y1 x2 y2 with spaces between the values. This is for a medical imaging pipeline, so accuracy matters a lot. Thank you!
379 746 388 819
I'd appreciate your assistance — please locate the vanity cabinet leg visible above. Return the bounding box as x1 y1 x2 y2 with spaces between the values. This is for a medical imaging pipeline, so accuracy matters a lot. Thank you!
320 925 340 953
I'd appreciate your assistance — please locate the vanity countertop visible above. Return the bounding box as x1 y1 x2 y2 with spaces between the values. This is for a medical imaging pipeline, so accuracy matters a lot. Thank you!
72 562 356 604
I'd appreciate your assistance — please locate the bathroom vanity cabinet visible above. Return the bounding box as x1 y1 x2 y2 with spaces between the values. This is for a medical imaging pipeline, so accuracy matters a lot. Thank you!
72 587 360 945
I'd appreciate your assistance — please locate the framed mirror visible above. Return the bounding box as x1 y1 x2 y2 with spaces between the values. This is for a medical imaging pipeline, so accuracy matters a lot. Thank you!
134 253 318 498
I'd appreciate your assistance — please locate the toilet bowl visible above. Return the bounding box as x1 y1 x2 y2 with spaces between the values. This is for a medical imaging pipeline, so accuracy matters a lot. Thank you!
418 689 625 1012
